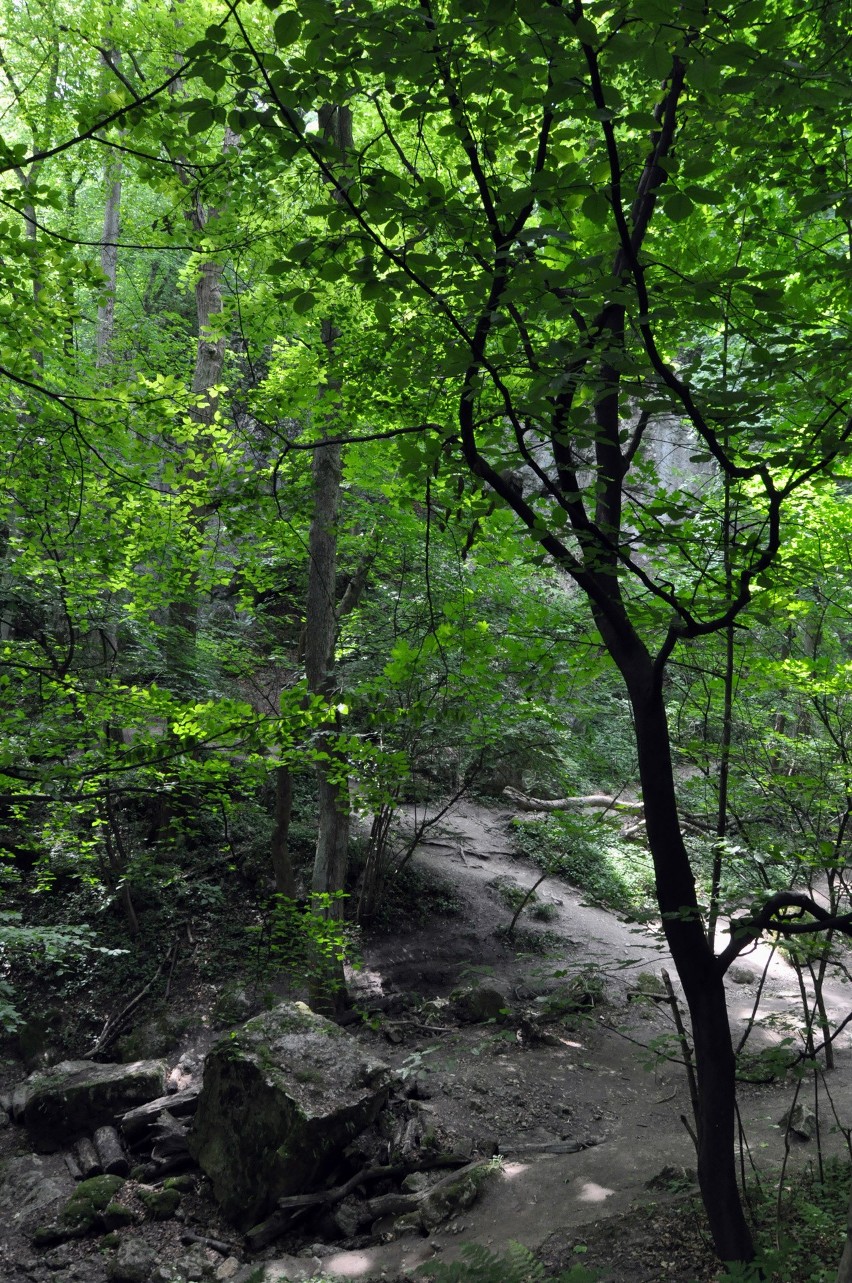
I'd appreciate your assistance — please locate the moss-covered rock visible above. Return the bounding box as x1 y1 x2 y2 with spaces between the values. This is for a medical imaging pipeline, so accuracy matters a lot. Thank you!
63 1175 126 1230
189 1001 390 1229
163 1174 195 1192
420 1162 495 1230
139 1185 181 1219
32 1174 130 1245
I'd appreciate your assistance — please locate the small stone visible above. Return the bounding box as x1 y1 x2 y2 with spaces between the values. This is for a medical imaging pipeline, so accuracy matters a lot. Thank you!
778 1103 817 1140
108 1236 156 1283
214 1258 242 1281
392 1211 424 1236
449 985 510 1024
728 967 753 985
43 1246 73 1269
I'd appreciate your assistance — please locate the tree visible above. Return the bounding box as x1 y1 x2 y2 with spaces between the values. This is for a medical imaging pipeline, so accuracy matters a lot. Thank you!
1 0 851 1267
177 0 852 1264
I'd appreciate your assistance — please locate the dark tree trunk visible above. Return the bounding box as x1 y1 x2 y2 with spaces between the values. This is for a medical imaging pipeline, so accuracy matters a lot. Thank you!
619 646 754 1263
271 765 295 899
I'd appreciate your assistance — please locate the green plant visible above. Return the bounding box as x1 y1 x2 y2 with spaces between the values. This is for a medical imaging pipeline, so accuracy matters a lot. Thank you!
511 816 655 916
247 892 359 1002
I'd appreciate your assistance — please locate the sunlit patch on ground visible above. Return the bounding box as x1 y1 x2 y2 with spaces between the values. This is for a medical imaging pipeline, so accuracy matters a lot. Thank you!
577 1181 615 1203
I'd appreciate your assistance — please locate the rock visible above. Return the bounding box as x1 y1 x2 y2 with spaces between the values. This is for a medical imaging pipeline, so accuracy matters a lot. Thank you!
0 1153 73 1228
189 1002 391 1229
330 1193 371 1237
420 1162 495 1231
13 1059 168 1151
139 1185 181 1219
449 985 510 1024
645 1164 698 1191
779 1103 818 1140
114 1011 189 1062
392 1210 425 1236
214 1259 242 1281
175 1243 217 1281
32 1174 127 1245
229 1261 318 1283
108 1236 156 1283
61 1174 126 1232
728 967 753 985
102 1201 139 1229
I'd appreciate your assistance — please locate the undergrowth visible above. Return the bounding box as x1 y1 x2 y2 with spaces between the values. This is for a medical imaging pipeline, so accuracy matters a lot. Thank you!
511 813 655 915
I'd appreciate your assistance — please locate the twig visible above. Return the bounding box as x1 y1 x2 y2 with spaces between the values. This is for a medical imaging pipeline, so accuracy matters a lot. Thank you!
84 946 174 1056
662 969 700 1147
179 1231 238 1256
164 937 180 1002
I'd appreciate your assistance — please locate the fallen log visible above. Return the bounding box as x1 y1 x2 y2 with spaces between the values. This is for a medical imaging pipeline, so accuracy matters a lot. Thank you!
496 1138 597 1155
245 1152 472 1250
73 1137 100 1178
94 1125 129 1176
503 787 643 814
119 1084 200 1143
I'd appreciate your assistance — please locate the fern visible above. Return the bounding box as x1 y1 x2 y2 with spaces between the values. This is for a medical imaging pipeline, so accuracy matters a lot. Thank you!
418 1240 598 1283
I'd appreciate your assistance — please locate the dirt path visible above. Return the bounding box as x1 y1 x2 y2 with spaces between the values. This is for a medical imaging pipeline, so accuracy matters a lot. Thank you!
311 797 852 1282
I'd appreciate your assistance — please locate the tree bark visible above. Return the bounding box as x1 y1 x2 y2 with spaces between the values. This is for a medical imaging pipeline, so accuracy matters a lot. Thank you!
164 127 238 690
618 647 754 1263
306 353 350 910
503 787 643 814
271 764 295 898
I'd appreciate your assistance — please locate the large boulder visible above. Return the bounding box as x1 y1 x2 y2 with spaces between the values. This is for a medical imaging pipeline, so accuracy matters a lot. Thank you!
0 1153 73 1230
189 1002 391 1229
11 1059 168 1151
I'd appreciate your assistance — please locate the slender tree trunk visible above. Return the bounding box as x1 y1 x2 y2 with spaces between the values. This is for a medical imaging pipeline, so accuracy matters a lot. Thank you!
621 650 754 1263
708 620 735 949
306 331 351 909
164 128 238 690
306 104 355 935
271 765 295 898
96 160 122 365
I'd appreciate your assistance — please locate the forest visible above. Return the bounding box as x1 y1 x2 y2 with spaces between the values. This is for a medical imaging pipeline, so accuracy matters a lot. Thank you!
0 0 851 1278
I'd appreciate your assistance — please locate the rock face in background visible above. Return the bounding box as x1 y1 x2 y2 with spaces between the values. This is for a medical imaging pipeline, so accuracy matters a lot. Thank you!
11 1060 168 1152
189 1002 391 1229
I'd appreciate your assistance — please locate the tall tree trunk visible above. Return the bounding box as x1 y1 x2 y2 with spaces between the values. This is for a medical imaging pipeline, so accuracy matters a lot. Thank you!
164 128 238 690
305 105 355 996
306 322 350 911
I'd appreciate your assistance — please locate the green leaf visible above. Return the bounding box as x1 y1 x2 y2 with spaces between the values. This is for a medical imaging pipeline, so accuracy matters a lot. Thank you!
664 192 694 221
581 192 610 224
196 60 227 92
187 109 214 136
293 291 317 314
274 11 303 46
